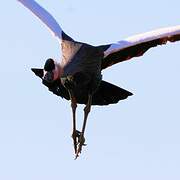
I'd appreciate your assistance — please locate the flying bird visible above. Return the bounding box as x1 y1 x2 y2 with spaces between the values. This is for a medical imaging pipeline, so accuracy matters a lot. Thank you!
18 0 180 159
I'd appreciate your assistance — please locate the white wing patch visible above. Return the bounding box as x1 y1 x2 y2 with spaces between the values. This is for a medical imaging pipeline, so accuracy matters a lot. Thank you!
17 0 63 41
104 25 180 57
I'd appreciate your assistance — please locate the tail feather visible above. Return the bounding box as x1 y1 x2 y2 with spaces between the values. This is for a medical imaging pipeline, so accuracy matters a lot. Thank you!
92 81 133 105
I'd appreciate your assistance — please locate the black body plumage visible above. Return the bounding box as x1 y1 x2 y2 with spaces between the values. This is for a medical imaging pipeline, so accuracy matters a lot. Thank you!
32 68 133 105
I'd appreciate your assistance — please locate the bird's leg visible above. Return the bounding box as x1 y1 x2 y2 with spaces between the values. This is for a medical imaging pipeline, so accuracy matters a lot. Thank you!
75 94 92 159
69 90 79 154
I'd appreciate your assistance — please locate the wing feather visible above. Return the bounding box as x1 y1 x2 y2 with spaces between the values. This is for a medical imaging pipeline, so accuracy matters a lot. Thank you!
17 0 63 41
101 25 180 70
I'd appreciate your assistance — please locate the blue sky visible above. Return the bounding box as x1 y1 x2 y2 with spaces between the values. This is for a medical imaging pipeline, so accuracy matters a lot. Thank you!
0 0 180 179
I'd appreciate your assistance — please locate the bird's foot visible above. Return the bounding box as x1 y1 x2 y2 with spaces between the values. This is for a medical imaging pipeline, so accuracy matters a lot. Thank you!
71 130 81 154
75 134 87 159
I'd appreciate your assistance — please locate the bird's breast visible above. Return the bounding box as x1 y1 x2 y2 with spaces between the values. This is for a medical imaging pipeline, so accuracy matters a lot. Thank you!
61 42 103 78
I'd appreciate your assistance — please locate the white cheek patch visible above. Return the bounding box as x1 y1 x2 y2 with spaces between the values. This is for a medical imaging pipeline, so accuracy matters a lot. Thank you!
43 70 47 79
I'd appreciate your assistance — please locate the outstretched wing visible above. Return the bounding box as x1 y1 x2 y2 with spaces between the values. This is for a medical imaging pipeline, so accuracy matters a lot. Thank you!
101 25 180 70
17 0 72 41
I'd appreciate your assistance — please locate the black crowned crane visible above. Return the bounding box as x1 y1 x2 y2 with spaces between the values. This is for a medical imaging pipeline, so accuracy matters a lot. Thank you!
18 0 180 159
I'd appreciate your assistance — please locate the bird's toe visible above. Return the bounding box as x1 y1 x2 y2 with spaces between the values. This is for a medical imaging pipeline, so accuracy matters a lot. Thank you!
78 135 86 146
75 134 87 159
71 130 81 154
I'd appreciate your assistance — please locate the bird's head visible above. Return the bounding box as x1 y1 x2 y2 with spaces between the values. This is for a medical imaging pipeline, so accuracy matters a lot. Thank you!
42 58 60 83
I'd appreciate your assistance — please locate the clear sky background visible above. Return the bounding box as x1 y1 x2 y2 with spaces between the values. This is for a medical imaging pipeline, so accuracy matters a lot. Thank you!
0 0 180 179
